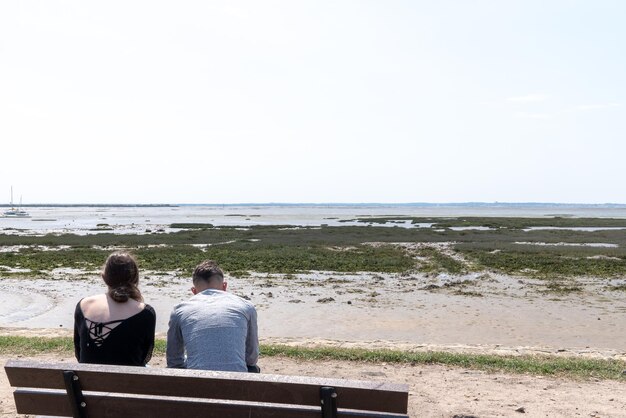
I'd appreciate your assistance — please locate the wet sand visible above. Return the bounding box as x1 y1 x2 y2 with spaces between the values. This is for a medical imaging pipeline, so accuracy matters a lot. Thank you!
0 267 624 360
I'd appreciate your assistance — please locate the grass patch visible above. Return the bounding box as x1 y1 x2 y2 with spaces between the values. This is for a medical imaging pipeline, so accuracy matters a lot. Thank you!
416 247 466 274
170 223 214 229
0 336 73 354
0 243 415 276
0 247 105 272
259 345 625 380
544 282 583 294
455 243 626 278
1 337 623 381
195 243 414 274
453 290 484 297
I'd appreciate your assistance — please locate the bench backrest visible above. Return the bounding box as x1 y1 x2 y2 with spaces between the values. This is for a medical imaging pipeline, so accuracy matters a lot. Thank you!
5 360 409 417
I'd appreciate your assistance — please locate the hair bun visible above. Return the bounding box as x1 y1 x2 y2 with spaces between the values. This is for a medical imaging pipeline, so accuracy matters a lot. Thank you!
110 286 131 303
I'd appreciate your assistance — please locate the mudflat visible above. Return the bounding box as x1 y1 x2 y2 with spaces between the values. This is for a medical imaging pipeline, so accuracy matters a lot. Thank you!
1 216 625 416
0 263 624 358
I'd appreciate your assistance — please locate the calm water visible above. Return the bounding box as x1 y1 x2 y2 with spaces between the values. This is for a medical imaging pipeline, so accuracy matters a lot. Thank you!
1 204 626 235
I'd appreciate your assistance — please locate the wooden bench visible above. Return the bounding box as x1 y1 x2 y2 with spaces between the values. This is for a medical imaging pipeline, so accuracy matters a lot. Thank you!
5 360 409 417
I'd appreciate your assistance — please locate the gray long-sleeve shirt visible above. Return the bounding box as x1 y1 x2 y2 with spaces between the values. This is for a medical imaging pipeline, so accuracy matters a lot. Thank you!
166 289 259 372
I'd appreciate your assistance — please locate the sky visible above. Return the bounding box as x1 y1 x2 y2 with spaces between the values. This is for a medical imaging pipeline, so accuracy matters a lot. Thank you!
1 1 625 204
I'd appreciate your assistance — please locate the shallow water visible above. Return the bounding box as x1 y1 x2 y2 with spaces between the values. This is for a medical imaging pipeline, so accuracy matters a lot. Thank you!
523 226 626 232
1 204 626 235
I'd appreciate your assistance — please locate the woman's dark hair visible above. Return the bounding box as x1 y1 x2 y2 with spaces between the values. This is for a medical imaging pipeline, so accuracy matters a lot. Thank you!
102 252 143 303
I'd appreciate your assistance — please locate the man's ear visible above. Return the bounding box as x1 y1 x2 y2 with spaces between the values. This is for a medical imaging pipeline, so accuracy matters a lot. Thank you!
191 286 197 295
222 281 228 291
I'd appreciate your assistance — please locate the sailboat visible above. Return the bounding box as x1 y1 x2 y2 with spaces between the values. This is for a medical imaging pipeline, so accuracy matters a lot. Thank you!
3 187 30 218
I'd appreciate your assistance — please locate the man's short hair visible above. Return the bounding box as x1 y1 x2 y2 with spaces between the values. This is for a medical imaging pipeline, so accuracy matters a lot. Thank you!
193 260 224 284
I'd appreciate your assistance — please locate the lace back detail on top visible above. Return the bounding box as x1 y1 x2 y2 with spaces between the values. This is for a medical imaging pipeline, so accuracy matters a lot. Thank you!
85 318 124 347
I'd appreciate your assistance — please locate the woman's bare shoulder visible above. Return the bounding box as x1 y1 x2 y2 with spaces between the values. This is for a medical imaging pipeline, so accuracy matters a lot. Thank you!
80 294 147 322
127 299 146 311
79 294 107 309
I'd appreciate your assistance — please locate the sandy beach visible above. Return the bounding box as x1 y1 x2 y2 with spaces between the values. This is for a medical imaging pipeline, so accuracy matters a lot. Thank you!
1 267 624 359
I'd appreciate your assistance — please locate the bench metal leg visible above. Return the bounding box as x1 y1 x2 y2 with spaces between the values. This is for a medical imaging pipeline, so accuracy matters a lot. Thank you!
63 371 88 418
320 386 337 418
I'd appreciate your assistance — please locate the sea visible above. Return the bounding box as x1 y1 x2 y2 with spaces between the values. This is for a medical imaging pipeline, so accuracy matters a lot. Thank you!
2 203 626 235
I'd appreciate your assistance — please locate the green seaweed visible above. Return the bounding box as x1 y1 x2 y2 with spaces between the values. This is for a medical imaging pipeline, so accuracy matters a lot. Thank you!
0 243 414 276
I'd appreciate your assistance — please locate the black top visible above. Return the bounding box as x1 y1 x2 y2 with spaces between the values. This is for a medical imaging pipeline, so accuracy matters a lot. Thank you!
74 301 156 366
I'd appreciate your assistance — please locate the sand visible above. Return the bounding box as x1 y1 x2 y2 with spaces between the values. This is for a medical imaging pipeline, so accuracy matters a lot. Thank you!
0 347 625 417
0 264 625 416
0 268 624 359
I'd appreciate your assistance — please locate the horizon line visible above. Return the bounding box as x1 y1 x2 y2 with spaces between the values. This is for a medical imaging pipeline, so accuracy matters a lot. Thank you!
3 201 626 207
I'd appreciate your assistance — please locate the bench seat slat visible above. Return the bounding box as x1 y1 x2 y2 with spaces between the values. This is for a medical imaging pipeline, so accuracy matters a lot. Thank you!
14 389 409 418
5 360 408 414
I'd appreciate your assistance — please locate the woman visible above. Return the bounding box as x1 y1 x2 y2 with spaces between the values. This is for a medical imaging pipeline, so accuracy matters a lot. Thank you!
74 252 156 366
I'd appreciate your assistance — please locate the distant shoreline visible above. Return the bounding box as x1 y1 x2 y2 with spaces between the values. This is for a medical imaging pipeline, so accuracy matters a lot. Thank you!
2 202 626 208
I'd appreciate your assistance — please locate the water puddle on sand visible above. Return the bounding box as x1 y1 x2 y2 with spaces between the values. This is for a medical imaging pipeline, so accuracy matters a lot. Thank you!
449 226 495 231
514 242 619 248
523 226 626 232
0 288 54 322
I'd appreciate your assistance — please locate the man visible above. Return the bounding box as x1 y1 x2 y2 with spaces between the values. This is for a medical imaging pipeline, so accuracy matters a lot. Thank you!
166 260 259 372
